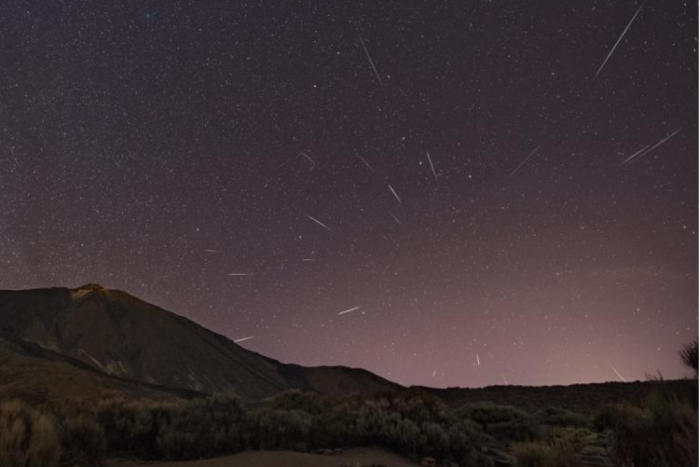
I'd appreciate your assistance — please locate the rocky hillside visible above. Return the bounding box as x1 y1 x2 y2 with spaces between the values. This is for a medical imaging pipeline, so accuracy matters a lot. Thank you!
0 284 397 401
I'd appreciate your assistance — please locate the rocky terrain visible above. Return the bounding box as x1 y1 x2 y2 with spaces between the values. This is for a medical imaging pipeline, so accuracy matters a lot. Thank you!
0 284 398 401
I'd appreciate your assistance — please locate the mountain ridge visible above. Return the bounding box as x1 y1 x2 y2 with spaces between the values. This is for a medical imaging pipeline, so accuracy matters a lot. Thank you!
0 284 399 401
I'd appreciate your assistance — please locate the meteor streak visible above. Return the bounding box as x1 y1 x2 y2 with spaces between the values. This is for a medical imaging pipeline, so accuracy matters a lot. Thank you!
388 184 402 203
609 363 627 382
307 215 333 232
623 128 682 165
620 144 650 165
426 151 438 181
358 155 374 172
338 306 360 315
594 6 643 80
510 146 540 176
300 151 315 166
359 37 385 91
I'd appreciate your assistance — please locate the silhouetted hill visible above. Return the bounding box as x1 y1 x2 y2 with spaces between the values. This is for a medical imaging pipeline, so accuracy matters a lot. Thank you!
426 379 697 413
0 284 398 400
0 337 200 405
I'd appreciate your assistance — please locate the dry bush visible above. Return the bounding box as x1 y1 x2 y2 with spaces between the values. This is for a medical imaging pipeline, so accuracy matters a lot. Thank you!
246 408 312 451
592 404 621 432
95 397 178 457
534 407 587 427
0 401 61 467
679 340 698 375
157 395 246 459
513 439 578 467
58 415 106 466
457 401 539 441
610 390 698 467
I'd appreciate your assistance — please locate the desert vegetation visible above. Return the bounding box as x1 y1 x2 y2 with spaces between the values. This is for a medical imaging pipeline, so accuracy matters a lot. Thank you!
0 388 623 467
588 341 699 467
0 388 566 467
0 342 696 467
512 439 577 467
0 382 696 467
680 339 699 376
0 401 61 467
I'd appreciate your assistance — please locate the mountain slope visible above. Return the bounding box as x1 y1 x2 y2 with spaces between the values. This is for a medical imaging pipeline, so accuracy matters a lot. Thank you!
0 338 200 404
0 284 397 400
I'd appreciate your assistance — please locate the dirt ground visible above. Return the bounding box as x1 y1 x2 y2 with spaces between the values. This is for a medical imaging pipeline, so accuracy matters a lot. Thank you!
110 447 418 467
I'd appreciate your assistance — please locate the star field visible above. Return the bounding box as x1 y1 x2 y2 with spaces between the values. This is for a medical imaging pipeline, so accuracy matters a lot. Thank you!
0 0 697 387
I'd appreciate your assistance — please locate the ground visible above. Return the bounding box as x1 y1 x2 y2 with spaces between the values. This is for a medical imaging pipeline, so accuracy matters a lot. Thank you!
110 447 418 467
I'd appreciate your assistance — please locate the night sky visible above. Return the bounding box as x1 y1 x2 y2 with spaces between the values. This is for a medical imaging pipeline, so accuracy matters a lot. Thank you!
1 1 697 388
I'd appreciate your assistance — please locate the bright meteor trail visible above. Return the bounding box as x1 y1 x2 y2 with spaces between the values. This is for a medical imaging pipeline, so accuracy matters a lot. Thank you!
306 215 333 232
594 6 643 80
338 306 360 315
510 146 540 176
359 37 385 91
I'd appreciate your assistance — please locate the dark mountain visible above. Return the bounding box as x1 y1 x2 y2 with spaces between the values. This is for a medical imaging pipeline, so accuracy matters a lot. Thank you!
0 284 398 401
0 337 199 404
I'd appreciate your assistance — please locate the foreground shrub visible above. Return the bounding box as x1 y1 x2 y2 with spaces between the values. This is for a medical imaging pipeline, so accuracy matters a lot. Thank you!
610 390 698 467
310 401 363 447
444 419 489 466
0 401 61 467
0 391 519 466
548 426 600 453
93 394 248 461
592 404 620 432
679 340 698 375
258 390 490 466
269 390 329 415
58 415 106 466
246 408 312 450
513 439 577 467
534 407 587 427
458 401 539 441
157 395 246 460
96 398 175 457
